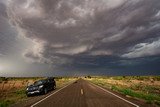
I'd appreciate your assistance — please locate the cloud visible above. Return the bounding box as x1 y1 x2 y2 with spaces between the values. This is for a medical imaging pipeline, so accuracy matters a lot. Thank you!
23 40 46 63
90 50 112 56
4 0 160 73
0 2 20 56
56 45 92 55
122 38 160 58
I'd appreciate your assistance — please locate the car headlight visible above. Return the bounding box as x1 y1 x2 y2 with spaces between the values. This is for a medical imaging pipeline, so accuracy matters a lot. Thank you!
26 88 29 91
39 85 44 88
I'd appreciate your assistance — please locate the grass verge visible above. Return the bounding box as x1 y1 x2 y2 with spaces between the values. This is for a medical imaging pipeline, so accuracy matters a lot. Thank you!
0 88 27 107
0 77 77 107
86 77 160 106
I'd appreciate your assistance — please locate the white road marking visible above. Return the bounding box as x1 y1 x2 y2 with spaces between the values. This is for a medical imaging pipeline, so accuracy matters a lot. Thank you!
81 89 83 95
30 81 75 107
90 82 139 107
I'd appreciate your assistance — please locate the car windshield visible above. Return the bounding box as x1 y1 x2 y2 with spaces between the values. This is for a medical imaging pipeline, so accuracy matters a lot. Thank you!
34 80 46 85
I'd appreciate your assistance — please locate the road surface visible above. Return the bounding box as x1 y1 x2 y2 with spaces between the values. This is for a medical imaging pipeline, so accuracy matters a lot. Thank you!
29 79 139 107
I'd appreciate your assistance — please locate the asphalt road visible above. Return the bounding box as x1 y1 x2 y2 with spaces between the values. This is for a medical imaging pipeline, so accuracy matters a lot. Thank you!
29 79 139 107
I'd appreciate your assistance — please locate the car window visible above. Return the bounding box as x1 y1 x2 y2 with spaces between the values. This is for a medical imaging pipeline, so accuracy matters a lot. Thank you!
34 80 46 85
47 79 50 82
48 79 52 83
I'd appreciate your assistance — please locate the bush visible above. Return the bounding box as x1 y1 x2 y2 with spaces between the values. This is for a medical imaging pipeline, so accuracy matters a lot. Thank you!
0 77 8 82
0 100 15 107
112 76 124 80
15 89 26 95
155 100 160 106
154 76 160 81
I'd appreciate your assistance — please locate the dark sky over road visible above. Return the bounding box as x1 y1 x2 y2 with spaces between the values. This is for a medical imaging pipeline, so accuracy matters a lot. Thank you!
0 0 160 76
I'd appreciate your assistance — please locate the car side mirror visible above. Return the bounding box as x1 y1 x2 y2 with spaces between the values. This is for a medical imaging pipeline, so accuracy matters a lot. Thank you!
27 82 32 86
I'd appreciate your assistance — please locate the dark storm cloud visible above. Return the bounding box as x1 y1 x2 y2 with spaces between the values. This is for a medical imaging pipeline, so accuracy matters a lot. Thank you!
53 55 160 75
3 0 160 75
0 1 19 56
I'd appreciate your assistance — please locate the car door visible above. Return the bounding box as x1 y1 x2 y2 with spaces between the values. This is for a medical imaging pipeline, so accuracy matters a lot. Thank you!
47 79 52 90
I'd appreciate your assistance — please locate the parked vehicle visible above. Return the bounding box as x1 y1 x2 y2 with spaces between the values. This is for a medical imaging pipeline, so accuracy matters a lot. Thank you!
26 77 56 97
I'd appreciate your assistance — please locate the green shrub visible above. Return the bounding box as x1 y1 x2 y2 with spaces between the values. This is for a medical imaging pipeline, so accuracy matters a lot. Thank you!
111 85 119 91
15 89 26 95
0 77 8 81
112 76 124 80
107 84 160 104
154 76 160 81
155 100 160 106
0 100 15 107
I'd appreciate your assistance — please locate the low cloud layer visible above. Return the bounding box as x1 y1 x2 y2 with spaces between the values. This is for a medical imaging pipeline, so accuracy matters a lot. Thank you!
0 0 160 76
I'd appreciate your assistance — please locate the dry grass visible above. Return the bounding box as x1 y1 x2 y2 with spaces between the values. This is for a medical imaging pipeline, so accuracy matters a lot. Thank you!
0 77 77 107
86 76 160 106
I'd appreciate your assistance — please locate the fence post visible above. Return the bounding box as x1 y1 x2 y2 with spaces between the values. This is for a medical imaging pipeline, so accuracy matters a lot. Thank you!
12 81 16 89
1 82 5 90
8 81 11 90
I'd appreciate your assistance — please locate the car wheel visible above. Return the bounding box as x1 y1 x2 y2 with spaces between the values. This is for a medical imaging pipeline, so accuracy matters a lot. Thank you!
27 94 31 97
53 85 56 90
44 88 47 94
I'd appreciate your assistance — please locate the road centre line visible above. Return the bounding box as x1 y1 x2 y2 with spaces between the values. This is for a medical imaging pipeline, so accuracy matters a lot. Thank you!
30 81 75 107
81 89 83 95
90 82 139 107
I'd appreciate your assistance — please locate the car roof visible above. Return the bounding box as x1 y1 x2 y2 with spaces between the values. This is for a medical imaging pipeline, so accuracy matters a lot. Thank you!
47 77 54 80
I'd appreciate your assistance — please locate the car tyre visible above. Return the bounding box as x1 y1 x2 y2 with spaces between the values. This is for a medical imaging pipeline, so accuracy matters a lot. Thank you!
53 85 56 90
27 94 31 97
44 88 47 94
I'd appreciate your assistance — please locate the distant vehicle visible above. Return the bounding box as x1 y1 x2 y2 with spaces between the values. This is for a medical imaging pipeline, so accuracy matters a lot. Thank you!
26 77 56 97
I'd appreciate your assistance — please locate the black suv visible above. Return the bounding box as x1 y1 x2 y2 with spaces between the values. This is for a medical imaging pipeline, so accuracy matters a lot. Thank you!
26 77 56 96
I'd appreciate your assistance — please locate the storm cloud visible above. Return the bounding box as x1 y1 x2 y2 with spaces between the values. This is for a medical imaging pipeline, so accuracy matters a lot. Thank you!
0 0 160 76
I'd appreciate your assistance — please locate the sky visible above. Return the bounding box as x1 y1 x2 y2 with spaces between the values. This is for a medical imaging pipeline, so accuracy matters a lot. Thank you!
0 0 160 77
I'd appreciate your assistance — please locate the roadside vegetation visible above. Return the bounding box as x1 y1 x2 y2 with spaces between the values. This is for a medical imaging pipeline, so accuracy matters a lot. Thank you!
85 76 160 106
0 77 77 107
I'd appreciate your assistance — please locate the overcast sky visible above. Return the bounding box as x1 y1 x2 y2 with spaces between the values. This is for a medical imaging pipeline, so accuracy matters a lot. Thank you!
0 0 160 77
